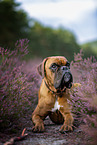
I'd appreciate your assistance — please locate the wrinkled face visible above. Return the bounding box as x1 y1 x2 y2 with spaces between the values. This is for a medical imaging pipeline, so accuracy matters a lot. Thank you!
37 56 73 91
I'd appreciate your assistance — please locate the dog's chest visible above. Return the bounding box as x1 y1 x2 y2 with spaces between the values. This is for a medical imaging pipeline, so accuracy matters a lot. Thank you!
51 99 63 112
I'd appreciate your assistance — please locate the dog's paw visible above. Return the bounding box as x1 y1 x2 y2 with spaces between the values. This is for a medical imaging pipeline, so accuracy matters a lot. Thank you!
32 123 44 133
59 124 73 133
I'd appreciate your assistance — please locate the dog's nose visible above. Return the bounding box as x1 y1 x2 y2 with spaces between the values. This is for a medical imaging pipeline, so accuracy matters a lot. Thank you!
61 66 68 71
63 72 71 82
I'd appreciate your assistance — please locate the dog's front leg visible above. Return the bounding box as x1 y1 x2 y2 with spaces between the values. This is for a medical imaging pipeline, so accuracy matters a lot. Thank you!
59 112 74 133
32 113 44 132
58 97 74 133
32 105 49 132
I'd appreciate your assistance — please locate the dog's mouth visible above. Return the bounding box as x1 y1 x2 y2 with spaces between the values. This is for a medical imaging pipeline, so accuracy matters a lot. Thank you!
54 69 73 91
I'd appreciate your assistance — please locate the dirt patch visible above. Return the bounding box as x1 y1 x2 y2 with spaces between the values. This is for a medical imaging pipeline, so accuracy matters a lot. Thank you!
1 116 93 145
16 117 92 145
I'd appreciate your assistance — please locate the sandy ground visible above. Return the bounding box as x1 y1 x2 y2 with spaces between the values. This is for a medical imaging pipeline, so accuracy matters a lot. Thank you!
16 118 90 145
0 115 93 145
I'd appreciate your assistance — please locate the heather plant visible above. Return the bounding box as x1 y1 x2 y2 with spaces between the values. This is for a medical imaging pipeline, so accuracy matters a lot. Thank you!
71 50 97 127
0 39 39 126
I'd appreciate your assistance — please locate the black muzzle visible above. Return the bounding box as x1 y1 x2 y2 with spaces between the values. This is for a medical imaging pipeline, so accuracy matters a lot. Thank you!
54 66 73 90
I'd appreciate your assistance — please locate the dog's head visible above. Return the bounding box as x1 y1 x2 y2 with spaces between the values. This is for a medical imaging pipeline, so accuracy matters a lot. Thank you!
37 56 73 92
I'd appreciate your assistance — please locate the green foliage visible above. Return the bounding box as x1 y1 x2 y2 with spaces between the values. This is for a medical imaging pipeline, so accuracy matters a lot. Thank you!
0 0 80 61
0 0 30 48
0 0 96 61
81 40 97 58
28 22 80 61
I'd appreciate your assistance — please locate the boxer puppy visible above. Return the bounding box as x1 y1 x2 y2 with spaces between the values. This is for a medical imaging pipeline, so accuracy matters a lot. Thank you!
32 56 74 133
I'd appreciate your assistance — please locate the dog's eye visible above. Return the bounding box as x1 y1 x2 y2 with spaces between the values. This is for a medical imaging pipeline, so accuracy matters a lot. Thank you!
66 61 70 69
52 64 57 68
49 63 58 72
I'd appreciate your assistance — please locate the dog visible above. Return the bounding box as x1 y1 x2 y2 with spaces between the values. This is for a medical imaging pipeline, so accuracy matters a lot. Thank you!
32 56 74 133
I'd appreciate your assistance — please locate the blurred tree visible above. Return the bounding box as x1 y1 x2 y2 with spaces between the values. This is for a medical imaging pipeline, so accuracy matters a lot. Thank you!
0 0 30 48
0 0 96 61
0 0 81 61
81 40 97 58
28 22 80 61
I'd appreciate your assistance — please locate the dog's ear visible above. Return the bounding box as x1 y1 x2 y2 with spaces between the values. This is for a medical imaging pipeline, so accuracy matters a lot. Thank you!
37 58 48 78
37 63 43 76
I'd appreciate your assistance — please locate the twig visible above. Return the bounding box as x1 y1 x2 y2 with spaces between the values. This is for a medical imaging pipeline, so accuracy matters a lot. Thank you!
4 128 28 145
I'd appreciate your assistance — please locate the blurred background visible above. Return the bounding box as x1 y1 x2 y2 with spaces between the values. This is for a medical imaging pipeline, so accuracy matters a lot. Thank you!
0 0 97 61
0 1 97 143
